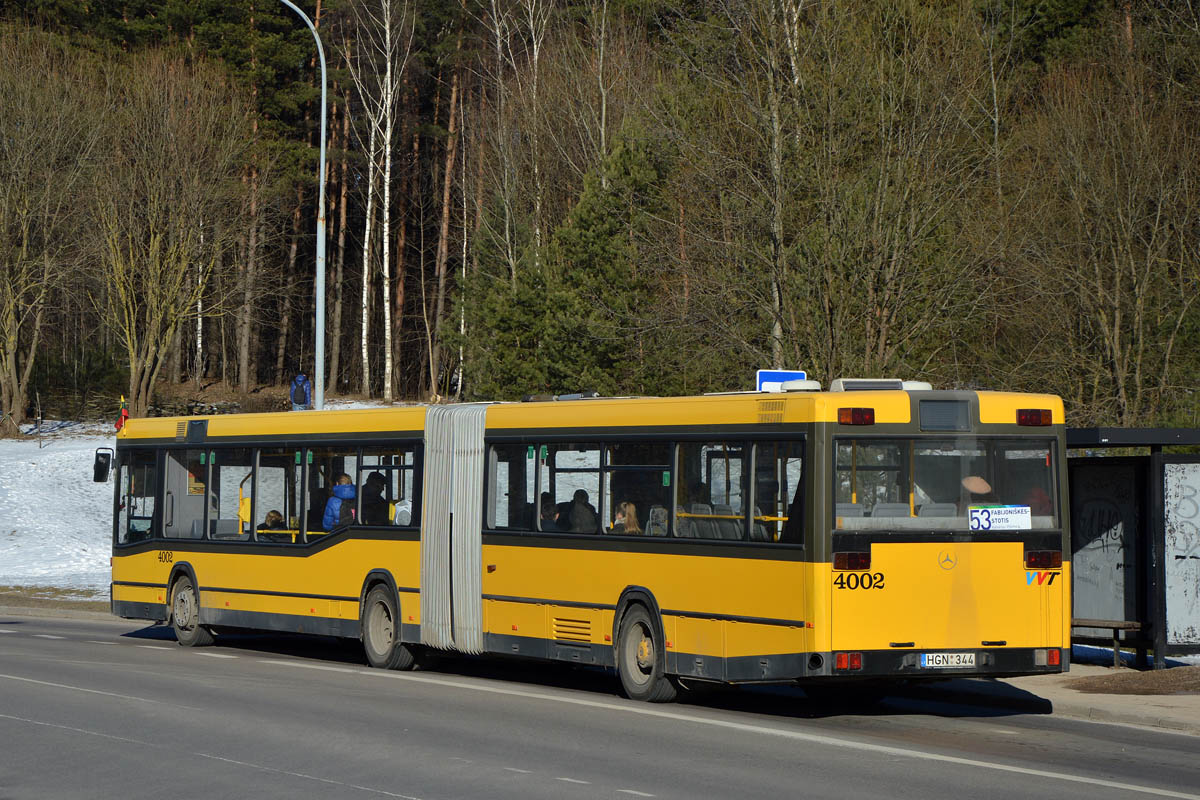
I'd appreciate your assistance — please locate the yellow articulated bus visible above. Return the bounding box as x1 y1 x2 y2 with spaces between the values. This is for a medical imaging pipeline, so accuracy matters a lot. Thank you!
105 380 1070 702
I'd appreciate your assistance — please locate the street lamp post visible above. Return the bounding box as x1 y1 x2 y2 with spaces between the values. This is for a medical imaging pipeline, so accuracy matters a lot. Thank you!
280 0 327 410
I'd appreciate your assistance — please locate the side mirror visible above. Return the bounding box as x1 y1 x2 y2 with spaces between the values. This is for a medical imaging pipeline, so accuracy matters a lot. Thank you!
93 448 113 483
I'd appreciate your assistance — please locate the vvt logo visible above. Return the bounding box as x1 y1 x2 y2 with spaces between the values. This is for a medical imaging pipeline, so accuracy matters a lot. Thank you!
1026 570 1059 585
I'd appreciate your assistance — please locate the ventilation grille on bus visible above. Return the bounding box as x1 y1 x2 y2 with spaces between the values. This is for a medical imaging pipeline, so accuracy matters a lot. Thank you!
175 422 187 441
830 378 934 391
552 617 591 643
757 400 785 424
830 378 904 391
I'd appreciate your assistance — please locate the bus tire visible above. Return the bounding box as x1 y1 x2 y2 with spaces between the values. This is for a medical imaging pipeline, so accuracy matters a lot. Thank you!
171 575 214 647
362 585 414 670
617 605 677 703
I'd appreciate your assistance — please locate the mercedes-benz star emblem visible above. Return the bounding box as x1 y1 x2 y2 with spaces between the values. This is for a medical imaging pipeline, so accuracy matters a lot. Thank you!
938 551 957 570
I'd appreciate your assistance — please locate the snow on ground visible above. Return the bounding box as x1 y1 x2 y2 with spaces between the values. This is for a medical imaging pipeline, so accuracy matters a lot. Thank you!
0 424 118 596
0 404 391 597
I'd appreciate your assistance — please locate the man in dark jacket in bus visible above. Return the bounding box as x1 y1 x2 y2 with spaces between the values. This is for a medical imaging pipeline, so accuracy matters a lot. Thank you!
360 472 390 525
569 489 598 533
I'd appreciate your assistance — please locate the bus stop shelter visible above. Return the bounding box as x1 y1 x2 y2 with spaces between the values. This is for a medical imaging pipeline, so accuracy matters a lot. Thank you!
1067 428 1200 668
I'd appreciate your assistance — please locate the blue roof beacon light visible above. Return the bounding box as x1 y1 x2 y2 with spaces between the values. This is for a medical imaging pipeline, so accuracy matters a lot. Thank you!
756 369 815 392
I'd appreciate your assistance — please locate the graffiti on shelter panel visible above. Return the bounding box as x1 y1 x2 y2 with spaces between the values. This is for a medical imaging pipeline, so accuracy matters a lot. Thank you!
1070 463 1139 629
1164 463 1200 645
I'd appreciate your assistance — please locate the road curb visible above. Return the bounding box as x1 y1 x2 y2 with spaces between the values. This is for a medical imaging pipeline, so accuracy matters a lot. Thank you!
909 678 1200 736
1060 699 1200 735
0 604 117 622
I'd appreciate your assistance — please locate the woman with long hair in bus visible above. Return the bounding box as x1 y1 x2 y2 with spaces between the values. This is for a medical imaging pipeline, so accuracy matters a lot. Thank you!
612 501 642 535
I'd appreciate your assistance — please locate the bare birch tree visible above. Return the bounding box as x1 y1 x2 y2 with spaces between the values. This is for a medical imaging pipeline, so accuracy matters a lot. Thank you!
1021 59 1200 424
0 28 103 432
345 0 415 400
93 53 252 417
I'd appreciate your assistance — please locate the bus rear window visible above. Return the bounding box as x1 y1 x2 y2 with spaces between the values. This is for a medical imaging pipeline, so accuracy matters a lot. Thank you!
835 438 1058 530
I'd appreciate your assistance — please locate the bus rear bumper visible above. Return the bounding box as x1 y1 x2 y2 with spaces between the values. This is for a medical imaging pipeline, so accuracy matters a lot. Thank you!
811 646 1070 681
721 647 1068 684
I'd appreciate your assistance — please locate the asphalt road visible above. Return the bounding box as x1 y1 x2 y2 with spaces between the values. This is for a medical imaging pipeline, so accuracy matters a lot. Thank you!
1 614 1197 800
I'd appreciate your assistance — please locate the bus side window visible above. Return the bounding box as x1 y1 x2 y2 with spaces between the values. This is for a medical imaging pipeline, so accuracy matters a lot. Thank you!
308 446 359 532
210 448 254 540
539 444 601 534
115 458 128 543
256 448 303 542
752 441 805 544
162 449 208 539
360 446 420 528
676 442 745 540
487 444 536 531
121 449 158 544
604 442 672 537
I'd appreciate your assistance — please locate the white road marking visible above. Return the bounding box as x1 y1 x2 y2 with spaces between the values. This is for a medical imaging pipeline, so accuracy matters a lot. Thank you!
0 629 17 633
503 767 532 774
556 777 589 784
0 712 423 799
136 645 172 651
260 659 357 674
197 652 238 659
31 634 65 640
617 791 655 797
0 673 200 710
196 752 425 798
86 641 115 645
330 666 1200 800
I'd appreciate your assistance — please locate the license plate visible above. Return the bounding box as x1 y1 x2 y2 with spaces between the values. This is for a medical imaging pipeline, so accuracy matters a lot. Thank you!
920 652 976 668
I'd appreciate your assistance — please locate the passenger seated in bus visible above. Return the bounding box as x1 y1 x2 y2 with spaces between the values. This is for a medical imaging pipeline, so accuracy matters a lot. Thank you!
322 473 357 530
569 489 598 533
257 509 289 542
539 495 561 531
611 501 641 535
360 471 390 525
258 510 286 530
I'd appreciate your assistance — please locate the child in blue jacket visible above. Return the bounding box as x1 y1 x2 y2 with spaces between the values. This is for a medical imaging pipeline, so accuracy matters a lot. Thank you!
323 473 356 529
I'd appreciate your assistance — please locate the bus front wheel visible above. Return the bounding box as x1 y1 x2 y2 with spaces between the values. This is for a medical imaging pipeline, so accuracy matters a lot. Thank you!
362 585 415 670
171 575 214 647
617 605 677 703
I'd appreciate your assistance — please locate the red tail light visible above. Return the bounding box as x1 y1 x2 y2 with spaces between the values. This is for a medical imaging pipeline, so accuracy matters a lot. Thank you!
1017 408 1052 426
833 551 871 571
835 652 863 671
1048 648 1061 666
1025 550 1062 569
838 407 875 425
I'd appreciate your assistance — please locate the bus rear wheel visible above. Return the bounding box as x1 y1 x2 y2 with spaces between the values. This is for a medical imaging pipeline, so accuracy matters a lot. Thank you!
362 585 415 670
171 575 214 647
617 605 677 703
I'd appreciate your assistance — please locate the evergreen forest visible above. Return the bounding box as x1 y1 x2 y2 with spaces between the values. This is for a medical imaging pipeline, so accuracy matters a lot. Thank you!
1 0 1198 427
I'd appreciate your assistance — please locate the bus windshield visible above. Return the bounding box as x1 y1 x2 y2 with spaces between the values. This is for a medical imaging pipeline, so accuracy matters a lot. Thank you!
835 437 1058 530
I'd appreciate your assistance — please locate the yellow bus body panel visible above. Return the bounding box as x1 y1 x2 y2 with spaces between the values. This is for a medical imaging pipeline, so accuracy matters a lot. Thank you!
831 542 1068 651
113 539 421 625
481 544 811 658
977 393 1064 426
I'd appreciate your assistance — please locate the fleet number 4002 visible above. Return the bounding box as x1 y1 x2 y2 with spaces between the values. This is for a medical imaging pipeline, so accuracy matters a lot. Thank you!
833 572 885 590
